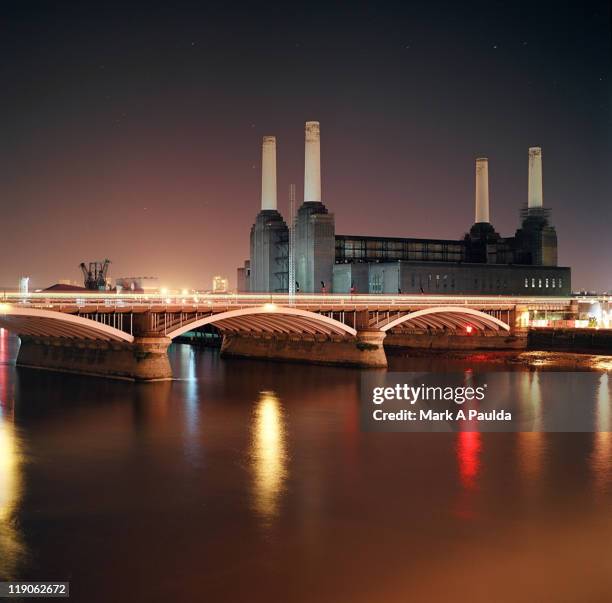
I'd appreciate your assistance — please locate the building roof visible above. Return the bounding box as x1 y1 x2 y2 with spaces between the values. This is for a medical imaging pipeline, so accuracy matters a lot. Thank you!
43 283 88 292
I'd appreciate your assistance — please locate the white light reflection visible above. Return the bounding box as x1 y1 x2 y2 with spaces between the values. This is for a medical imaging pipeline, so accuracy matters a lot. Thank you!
517 372 544 484
592 373 612 497
0 411 24 579
250 391 288 521
180 344 200 464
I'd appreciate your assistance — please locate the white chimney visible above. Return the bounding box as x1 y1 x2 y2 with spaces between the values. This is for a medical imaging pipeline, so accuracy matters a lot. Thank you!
528 146 543 208
261 136 277 210
304 121 321 202
475 157 490 223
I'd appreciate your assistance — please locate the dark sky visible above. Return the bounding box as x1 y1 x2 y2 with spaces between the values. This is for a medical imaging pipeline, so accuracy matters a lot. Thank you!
1 1 610 291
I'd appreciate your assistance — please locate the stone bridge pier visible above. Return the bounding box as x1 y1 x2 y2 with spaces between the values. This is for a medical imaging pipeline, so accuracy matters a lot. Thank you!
16 335 173 381
220 310 387 369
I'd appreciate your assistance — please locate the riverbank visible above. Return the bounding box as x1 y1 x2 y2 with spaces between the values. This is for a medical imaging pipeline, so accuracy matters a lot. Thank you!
528 327 612 354
386 347 612 372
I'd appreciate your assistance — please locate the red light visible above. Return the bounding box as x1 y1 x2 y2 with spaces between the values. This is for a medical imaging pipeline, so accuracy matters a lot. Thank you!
465 325 473 334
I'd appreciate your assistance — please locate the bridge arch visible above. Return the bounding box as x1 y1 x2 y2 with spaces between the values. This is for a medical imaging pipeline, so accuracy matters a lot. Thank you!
0 306 135 342
380 306 511 333
166 305 358 339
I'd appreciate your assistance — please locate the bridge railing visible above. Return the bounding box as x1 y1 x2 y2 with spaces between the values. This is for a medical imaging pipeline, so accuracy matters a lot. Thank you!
0 291 577 309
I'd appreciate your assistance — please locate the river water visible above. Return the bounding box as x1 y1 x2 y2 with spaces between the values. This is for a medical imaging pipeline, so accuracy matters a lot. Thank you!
1 331 612 602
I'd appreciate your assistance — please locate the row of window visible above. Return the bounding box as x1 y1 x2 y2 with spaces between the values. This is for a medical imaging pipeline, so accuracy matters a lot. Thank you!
338 240 463 253
341 250 463 261
371 273 511 291
524 277 562 289
369 272 565 293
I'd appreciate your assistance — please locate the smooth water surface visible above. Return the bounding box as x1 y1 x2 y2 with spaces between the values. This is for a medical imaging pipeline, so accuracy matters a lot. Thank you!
1 331 611 602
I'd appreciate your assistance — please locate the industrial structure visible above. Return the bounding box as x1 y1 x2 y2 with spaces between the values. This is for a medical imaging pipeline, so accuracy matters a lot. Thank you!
241 123 570 296
114 276 158 294
248 136 289 293
80 259 111 290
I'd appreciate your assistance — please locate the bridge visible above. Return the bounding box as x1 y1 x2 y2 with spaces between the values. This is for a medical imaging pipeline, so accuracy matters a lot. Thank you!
0 292 599 380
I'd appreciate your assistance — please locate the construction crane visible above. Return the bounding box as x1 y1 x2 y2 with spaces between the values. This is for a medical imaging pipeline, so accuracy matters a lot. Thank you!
79 259 111 290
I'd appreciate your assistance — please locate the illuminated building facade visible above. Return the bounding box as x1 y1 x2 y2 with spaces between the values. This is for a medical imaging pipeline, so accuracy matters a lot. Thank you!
212 275 229 294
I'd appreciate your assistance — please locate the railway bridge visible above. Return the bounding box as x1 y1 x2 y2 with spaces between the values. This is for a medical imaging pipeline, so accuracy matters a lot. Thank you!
0 293 580 380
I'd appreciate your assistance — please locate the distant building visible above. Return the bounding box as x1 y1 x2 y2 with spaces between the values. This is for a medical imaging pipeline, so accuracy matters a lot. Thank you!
114 276 158 294
43 283 87 292
212 275 229 293
243 123 570 296
237 260 251 293
19 276 30 295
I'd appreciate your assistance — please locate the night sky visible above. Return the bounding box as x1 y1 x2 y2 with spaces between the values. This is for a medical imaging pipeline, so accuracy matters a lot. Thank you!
1 1 610 291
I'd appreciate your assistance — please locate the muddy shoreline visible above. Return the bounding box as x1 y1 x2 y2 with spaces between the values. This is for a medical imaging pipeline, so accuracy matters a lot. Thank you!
386 348 612 371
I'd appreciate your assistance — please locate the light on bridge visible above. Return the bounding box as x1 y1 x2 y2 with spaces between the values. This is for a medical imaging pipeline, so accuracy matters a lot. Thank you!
465 325 474 334
519 310 531 328
0 304 11 314
264 303 277 312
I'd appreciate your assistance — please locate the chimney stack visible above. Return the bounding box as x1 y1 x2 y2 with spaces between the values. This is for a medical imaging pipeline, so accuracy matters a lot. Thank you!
474 157 490 223
304 121 321 202
528 147 543 209
261 136 277 211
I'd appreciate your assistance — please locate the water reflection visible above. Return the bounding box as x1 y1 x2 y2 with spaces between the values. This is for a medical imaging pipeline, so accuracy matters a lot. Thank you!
454 431 482 520
250 391 288 521
591 373 612 497
182 345 201 464
0 329 13 407
517 372 545 486
0 408 25 579
456 431 482 491
527 372 542 432
1 339 612 600
130 381 173 430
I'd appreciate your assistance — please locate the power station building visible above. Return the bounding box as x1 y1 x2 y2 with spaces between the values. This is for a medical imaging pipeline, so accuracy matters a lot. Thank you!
248 136 289 293
240 123 570 296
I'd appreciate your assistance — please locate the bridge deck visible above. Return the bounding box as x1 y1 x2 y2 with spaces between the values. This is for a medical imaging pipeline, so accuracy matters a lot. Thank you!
1 292 577 310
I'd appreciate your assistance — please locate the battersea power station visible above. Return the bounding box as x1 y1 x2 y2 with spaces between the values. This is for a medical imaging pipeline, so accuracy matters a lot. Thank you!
238 121 571 296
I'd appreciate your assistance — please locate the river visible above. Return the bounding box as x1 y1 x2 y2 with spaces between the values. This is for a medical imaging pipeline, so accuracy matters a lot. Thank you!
1 331 611 602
